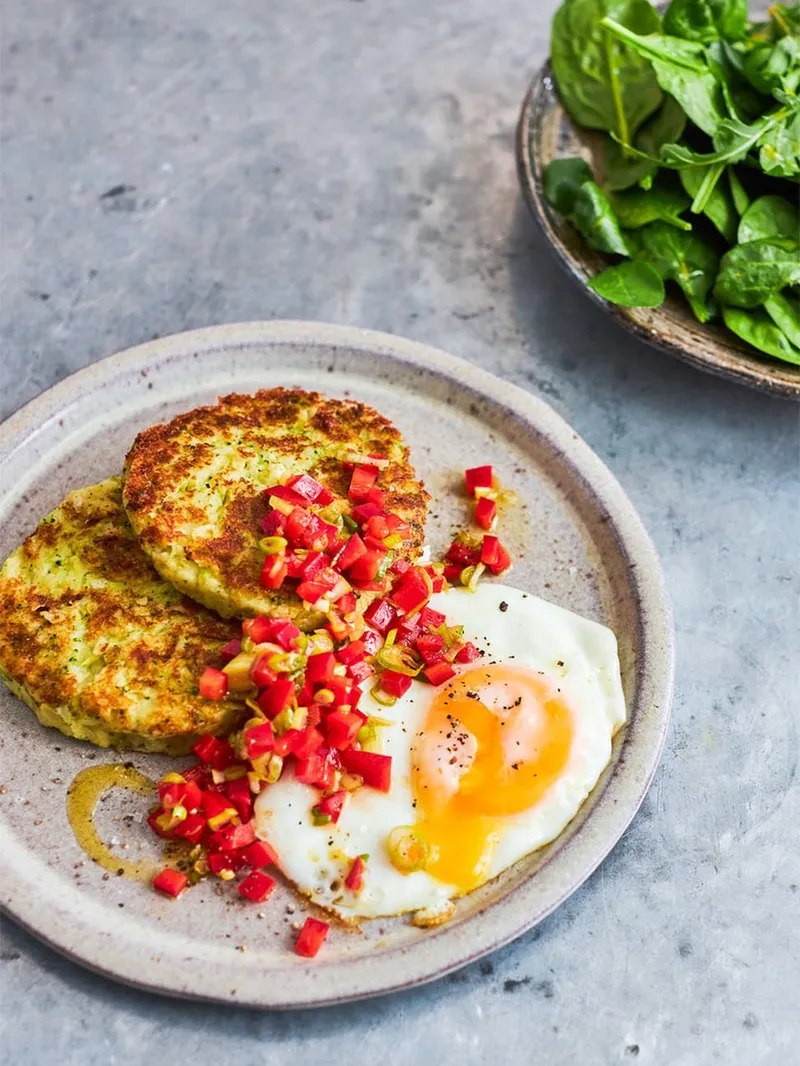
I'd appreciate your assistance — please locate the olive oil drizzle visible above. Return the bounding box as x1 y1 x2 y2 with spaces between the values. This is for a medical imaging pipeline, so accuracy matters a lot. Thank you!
66 764 156 882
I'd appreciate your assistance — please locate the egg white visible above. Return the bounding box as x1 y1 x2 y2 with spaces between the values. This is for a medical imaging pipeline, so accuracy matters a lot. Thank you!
254 583 626 921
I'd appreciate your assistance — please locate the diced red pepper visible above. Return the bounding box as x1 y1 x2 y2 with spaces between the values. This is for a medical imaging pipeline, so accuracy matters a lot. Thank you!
158 778 202 812
361 629 381 656
337 591 357 615
350 577 391 594
419 606 446 630
326 610 349 641
207 821 256 852
316 790 347 823
181 764 213 788
347 660 374 684
257 678 295 719
295 917 329 958
430 575 445 593
260 510 286 537
424 661 457 687
172 812 207 844
365 515 391 541
244 720 275 759
295 750 337 790
314 566 341 591
336 533 367 571
475 496 496 530
380 670 413 699
480 535 511 574
238 870 277 903
220 638 242 663
347 549 386 582
272 620 302 650
465 465 493 496
363 598 398 634
328 675 357 706
366 488 387 509
299 551 327 580
199 667 228 701
147 809 175 839
447 540 481 567
324 710 363 750
345 855 365 892
416 632 445 665
208 850 248 875
251 655 278 689
390 568 431 615
225 778 253 823
201 790 239 830
291 726 325 759
456 641 481 663
285 508 329 551
348 465 379 502
259 554 288 589
351 502 384 525
296 680 315 707
192 734 236 770
286 473 330 504
153 868 188 898
244 839 278 867
306 650 336 684
266 483 309 507
336 641 365 665
297 580 328 604
339 749 392 792
443 563 463 582
391 557 412 576
242 616 275 644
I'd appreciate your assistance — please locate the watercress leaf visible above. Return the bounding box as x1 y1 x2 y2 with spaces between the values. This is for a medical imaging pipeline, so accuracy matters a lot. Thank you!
764 290 800 347
609 181 692 229
722 303 800 363
679 165 737 240
570 181 633 255
727 165 750 215
543 157 595 214
602 95 687 189
631 220 720 320
663 0 747 44
715 238 800 307
737 194 800 243
758 109 800 177
588 259 666 305
551 0 663 143
601 17 726 134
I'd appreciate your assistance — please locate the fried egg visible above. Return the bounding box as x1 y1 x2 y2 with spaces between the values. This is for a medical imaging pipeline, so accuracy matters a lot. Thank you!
254 583 626 921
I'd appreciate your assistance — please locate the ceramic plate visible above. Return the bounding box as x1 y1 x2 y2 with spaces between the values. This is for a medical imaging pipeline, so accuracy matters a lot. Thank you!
516 64 800 401
0 322 674 1007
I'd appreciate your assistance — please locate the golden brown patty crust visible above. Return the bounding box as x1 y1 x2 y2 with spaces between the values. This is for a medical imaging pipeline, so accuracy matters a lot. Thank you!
121 388 429 626
0 479 240 754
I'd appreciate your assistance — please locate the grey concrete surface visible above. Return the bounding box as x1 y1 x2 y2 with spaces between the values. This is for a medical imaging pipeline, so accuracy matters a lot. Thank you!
0 1 797 1063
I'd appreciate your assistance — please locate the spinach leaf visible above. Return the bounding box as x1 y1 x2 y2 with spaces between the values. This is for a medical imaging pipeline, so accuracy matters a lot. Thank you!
588 259 666 304
609 181 692 229
603 95 687 189
758 108 800 177
705 39 769 122
543 157 595 214
659 99 800 168
715 238 800 307
551 0 663 144
727 166 750 214
737 194 799 243
663 0 747 44
680 165 737 241
632 220 720 320
600 17 726 134
764 290 800 347
571 181 633 255
722 303 800 363
743 37 800 94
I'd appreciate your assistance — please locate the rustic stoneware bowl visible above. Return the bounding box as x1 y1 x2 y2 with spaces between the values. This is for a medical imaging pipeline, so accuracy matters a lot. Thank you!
516 63 800 400
0 322 674 1006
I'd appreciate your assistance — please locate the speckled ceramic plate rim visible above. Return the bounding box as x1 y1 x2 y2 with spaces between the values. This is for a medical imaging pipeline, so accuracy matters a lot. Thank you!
516 63 800 401
0 321 674 1007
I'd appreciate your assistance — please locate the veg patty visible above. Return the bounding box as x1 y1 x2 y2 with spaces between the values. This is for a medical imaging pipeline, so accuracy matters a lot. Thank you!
0 479 240 754
121 388 429 626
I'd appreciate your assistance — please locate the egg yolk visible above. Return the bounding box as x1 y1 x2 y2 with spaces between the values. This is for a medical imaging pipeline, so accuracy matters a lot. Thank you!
409 666 573 893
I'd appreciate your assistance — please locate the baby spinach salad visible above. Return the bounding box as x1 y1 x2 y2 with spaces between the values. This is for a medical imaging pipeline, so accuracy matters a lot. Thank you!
545 0 800 365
